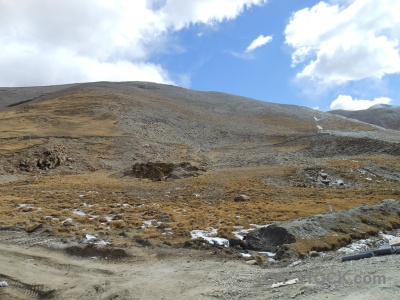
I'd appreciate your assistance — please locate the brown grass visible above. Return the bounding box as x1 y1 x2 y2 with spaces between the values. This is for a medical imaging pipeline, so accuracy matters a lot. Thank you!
1 157 398 245
0 92 122 139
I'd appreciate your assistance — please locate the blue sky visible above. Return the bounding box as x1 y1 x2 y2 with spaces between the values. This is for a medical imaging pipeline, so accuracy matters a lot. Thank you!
1 0 399 111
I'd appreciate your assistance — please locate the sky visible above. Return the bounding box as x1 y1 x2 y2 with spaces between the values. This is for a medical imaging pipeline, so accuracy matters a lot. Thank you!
1 0 399 111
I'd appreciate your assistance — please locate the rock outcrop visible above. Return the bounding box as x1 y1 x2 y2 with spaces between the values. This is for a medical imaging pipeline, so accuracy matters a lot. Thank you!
19 147 70 172
131 162 203 180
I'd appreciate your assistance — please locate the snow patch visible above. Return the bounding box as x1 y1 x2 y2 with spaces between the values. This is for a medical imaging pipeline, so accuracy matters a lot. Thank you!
73 209 86 216
84 234 98 242
190 228 229 247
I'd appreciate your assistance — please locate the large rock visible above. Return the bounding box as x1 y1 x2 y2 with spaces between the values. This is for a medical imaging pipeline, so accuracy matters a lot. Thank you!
131 162 203 181
234 194 251 202
246 225 296 252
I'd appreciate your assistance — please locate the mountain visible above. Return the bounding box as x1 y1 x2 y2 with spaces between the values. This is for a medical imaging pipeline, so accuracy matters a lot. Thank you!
0 81 399 256
328 105 400 131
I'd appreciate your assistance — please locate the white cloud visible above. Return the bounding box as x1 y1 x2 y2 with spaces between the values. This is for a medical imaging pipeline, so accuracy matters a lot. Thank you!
285 0 400 84
158 0 268 30
329 95 392 110
245 35 273 53
0 0 267 87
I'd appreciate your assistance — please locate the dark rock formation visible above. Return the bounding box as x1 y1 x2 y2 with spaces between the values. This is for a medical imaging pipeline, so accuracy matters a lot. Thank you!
131 162 203 180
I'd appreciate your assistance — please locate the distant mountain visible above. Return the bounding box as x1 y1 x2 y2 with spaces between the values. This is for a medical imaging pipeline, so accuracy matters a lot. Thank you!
1 81 399 176
328 105 400 131
367 104 393 109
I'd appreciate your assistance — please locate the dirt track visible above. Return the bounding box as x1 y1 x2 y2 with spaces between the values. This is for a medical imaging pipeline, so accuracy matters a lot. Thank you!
0 238 399 299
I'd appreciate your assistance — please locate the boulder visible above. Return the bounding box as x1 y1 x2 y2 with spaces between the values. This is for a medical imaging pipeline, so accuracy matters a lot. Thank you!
245 225 296 252
389 237 400 247
321 179 330 185
309 251 320 257
320 173 328 179
336 179 344 186
131 162 203 181
234 194 251 202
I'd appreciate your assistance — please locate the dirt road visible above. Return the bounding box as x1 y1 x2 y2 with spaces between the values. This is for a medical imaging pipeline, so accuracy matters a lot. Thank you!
0 236 399 299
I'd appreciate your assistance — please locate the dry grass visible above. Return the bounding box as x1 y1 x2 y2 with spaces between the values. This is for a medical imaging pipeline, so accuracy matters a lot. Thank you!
1 158 398 245
0 138 45 156
0 92 122 139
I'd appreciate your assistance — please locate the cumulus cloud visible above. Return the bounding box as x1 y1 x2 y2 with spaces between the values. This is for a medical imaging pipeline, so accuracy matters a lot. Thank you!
329 95 392 110
0 0 267 87
245 35 273 53
285 0 400 84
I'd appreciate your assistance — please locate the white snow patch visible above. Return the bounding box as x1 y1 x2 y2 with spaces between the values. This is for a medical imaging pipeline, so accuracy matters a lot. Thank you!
61 218 73 225
337 239 370 254
380 232 396 242
84 234 98 242
190 228 229 247
0 281 8 287
249 224 271 229
73 209 86 216
95 240 111 245
258 251 276 257
104 215 114 222
16 204 34 208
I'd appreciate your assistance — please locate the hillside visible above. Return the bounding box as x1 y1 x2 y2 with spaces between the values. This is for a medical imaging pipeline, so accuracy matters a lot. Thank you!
329 105 400 131
0 81 400 299
1 81 400 240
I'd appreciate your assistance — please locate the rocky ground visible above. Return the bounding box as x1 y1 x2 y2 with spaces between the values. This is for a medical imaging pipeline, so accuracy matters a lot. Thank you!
0 81 399 299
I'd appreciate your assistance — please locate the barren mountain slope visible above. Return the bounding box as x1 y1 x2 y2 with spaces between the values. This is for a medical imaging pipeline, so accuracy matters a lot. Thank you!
0 81 399 248
0 82 400 299
329 105 400 131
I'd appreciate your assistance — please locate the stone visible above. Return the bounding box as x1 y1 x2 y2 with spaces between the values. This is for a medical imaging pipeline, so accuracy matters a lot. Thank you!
320 173 328 179
309 251 320 257
246 224 296 252
389 237 400 247
131 162 202 181
336 180 344 186
321 179 330 185
288 260 301 267
234 194 251 202
246 260 257 265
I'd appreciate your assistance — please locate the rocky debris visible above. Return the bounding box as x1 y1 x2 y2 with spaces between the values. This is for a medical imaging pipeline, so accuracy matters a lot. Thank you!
234 194 251 202
245 199 400 257
290 167 347 188
19 146 71 172
131 162 203 180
